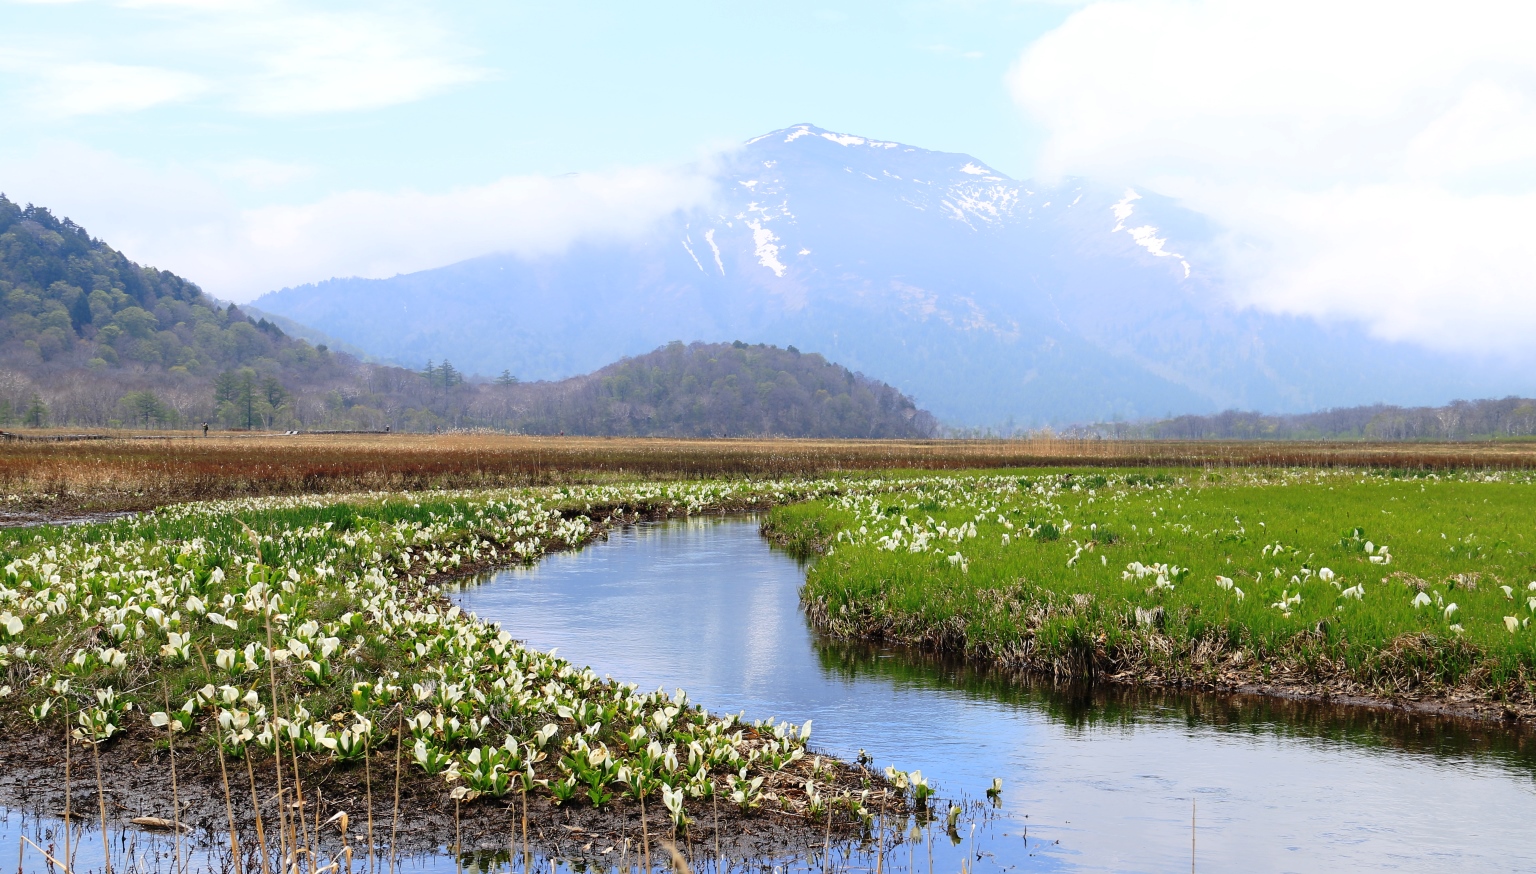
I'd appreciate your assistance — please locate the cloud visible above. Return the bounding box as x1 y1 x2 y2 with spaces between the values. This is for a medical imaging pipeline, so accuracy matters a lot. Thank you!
210 157 315 189
2 58 208 115
1008 0 1536 358
228 8 486 114
1 142 719 301
0 0 485 116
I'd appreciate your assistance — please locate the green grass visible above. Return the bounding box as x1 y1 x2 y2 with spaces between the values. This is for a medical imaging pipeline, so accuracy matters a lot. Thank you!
772 467 1536 705
0 479 864 829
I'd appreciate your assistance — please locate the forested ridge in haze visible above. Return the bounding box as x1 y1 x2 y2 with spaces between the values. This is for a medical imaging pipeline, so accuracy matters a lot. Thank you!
1080 397 1536 441
489 341 937 438
0 193 353 427
0 195 934 436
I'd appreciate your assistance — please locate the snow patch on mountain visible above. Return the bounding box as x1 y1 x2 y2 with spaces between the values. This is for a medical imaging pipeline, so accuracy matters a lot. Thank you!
681 236 704 272
746 219 786 277
1111 189 1191 278
821 132 865 146
704 229 724 275
942 181 1022 227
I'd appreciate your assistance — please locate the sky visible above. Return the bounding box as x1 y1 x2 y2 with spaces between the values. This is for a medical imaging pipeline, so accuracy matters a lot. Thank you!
2 0 1535 358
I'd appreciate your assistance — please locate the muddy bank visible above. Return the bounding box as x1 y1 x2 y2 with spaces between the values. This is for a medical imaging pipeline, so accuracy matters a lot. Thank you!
765 520 1536 729
0 722 895 868
0 510 138 529
800 590 1536 727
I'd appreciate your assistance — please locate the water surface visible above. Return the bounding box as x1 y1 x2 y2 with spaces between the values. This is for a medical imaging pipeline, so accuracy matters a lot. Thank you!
453 516 1536 873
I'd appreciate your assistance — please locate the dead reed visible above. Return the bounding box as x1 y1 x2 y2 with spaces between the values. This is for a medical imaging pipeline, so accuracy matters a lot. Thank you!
2 432 1534 519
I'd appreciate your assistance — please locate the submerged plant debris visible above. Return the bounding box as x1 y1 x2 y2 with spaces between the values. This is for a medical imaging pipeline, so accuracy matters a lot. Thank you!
0 479 911 867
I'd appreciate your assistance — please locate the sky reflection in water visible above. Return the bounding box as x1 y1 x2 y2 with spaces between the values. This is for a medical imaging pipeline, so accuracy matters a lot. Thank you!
453 516 1536 873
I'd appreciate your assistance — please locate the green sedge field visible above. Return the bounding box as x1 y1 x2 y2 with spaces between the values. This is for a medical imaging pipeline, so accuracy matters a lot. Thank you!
774 468 1536 711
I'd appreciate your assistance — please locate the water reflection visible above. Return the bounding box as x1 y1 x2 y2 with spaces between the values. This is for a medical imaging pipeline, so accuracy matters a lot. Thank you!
814 637 1536 769
451 516 1536 873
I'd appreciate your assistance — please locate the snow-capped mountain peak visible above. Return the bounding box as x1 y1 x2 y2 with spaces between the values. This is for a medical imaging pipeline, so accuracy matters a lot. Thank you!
255 125 1521 426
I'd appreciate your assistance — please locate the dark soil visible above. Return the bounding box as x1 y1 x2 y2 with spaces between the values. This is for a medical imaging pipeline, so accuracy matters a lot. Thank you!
0 722 896 869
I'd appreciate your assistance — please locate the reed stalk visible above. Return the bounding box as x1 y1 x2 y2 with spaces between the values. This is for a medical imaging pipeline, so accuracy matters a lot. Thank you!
714 790 723 874
874 792 885 874
520 772 530 874
264 612 291 874
21 835 70 871
212 708 245 874
162 685 183 874
89 731 111 874
363 733 374 874
286 694 315 874
62 698 72 874
245 754 271 874
821 797 831 874
198 646 244 874
640 792 651 874
390 705 404 874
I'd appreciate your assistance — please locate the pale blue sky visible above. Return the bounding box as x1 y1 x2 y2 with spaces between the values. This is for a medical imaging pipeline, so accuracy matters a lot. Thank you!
1 0 1532 359
1 1 1072 207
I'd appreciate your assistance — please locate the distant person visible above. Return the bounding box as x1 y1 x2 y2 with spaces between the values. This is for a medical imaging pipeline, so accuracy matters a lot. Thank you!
202 422 208 437
385 425 390 433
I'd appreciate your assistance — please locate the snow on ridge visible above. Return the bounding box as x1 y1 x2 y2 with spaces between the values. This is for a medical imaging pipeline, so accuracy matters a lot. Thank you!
959 162 988 175
1111 189 1140 230
681 237 704 273
775 124 898 148
821 132 865 146
745 219 787 277
739 180 759 189
704 229 725 275
1111 189 1191 278
939 179 1021 227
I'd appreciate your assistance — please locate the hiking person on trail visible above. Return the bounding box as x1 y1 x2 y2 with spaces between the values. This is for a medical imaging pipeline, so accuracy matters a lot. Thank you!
202 422 209 436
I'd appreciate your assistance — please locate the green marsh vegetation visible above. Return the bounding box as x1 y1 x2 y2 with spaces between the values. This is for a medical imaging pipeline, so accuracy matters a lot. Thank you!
773 468 1536 714
0 479 905 871
3 464 1534 870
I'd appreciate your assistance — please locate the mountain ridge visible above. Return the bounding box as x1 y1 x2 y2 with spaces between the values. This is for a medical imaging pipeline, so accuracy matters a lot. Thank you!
256 124 1535 426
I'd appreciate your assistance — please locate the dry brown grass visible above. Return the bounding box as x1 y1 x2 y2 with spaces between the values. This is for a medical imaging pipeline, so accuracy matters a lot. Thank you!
2 429 1535 518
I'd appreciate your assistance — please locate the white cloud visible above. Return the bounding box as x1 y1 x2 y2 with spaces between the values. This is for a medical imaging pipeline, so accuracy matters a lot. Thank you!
1008 0 1536 357
1 142 718 301
229 8 486 114
0 0 485 116
4 59 208 115
210 157 315 189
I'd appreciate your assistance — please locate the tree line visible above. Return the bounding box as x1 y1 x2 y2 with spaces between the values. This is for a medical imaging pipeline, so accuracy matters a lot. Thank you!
0 195 936 436
1071 397 1536 441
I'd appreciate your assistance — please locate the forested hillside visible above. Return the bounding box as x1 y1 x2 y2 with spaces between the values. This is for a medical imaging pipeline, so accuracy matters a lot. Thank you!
487 341 937 438
0 195 934 435
0 194 356 427
1082 397 1536 441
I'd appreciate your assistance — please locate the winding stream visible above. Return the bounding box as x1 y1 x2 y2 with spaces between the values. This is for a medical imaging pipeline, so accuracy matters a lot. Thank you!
451 516 1536 873
5 515 1534 873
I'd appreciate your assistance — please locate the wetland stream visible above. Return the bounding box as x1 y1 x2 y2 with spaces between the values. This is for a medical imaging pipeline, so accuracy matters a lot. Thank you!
455 516 1536 873
5 515 1534 873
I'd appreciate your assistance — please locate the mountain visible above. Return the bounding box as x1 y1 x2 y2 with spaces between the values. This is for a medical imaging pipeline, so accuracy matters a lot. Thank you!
484 340 936 438
256 123 1530 427
0 195 928 435
0 193 354 426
